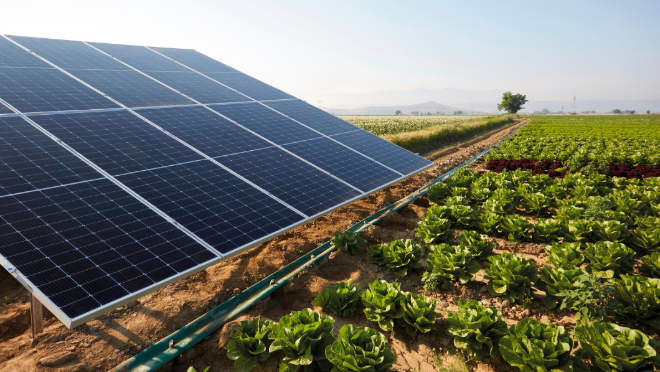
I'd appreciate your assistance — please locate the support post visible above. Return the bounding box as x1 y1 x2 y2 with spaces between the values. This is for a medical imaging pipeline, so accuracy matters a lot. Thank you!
30 293 43 337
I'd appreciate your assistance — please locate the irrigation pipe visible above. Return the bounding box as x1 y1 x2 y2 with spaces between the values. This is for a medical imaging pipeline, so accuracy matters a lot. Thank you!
112 123 526 372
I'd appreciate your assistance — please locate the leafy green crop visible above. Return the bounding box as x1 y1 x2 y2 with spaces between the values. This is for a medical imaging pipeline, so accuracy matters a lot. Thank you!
575 322 660 372
427 183 452 204
332 231 366 255
476 212 502 235
422 244 480 290
533 218 563 243
483 197 515 215
499 318 575 372
636 216 660 230
584 241 636 278
361 280 405 332
381 239 422 276
367 244 387 266
640 253 660 278
485 253 538 303
458 230 495 259
225 318 275 372
556 206 586 222
397 292 439 335
325 325 396 372
312 280 362 317
501 215 534 242
446 299 508 359
451 186 469 198
612 275 660 329
563 220 593 243
545 242 585 267
536 264 588 309
445 195 470 207
522 192 553 216
449 205 477 229
630 228 660 254
415 217 453 244
544 184 567 200
446 168 478 188
591 220 630 243
269 309 335 372
471 187 493 203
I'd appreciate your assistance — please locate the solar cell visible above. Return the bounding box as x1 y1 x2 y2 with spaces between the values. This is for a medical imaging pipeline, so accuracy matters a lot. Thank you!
331 130 434 175
88 43 190 72
0 101 12 114
210 102 320 144
217 147 361 216
282 138 401 192
148 47 238 73
204 72 293 101
264 99 362 135
0 36 53 69
115 160 304 254
136 106 273 158
30 110 205 175
143 71 250 104
0 115 105 196
0 179 216 322
8 36 131 71
0 67 120 113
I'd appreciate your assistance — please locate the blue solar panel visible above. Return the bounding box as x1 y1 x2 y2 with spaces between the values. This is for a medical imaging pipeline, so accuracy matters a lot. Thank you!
30 110 205 175
0 36 53 69
264 100 362 136
0 179 216 320
65 69 196 108
210 102 320 144
9 36 131 71
144 71 250 104
148 47 238 73
0 101 12 114
204 73 293 101
331 130 434 175
0 115 104 196
282 138 401 192
136 106 273 158
115 160 303 254
0 67 120 113
218 147 361 216
88 43 190 72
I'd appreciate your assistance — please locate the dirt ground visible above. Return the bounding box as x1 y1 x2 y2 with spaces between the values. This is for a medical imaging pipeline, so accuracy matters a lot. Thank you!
0 121 546 372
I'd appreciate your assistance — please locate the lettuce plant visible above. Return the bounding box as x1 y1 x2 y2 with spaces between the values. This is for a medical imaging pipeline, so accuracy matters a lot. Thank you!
367 244 387 266
381 239 422 277
361 280 405 332
555 206 586 222
451 186 469 198
422 244 480 290
584 241 636 278
533 218 563 243
591 220 631 243
449 205 477 228
446 299 507 359
485 253 538 303
544 184 567 200
640 253 660 279
472 173 498 190
612 275 660 330
522 192 553 216
332 231 366 255
630 228 660 254
427 183 452 204
483 198 515 215
325 325 396 372
225 318 275 372
476 212 502 236
445 195 470 207
447 168 478 188
575 322 660 372
269 309 335 372
312 280 362 317
636 216 660 230
427 205 451 219
471 187 493 204
545 242 585 266
612 192 651 218
563 219 593 243
397 292 439 335
458 230 495 259
415 217 453 244
499 318 575 372
536 264 588 309
501 215 534 242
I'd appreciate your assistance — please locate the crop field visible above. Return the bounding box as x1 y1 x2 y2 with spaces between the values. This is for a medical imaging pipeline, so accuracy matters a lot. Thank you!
339 115 484 135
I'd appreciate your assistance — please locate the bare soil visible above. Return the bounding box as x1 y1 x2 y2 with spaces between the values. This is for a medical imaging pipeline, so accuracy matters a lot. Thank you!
0 121 569 372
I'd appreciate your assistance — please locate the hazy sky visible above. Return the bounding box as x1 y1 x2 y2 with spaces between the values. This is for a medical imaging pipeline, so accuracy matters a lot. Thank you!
2 0 659 104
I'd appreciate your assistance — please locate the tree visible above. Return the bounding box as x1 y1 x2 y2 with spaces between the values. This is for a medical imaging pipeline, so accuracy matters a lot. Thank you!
613 109 621 114
497 92 528 114
647 110 651 115
395 110 402 115
630 110 636 114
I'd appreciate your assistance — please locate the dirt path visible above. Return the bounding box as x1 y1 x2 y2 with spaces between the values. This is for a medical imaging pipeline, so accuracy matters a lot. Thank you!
0 121 529 372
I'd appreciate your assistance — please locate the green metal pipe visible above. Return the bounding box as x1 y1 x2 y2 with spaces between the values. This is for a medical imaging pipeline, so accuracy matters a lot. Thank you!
112 124 525 371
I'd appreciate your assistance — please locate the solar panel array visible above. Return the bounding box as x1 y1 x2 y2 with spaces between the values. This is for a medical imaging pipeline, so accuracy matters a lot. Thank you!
0 35 434 328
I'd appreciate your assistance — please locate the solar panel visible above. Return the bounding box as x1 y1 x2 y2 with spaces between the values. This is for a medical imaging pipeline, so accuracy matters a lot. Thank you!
0 34 434 328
